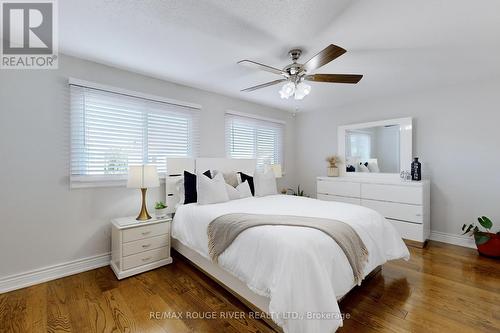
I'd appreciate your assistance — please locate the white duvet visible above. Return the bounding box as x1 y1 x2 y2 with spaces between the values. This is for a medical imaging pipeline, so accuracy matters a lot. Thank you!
172 195 409 333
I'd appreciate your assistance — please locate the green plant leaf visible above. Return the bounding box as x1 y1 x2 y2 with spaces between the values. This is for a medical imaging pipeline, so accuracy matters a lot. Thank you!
461 224 473 235
478 216 493 230
155 201 166 209
474 233 490 245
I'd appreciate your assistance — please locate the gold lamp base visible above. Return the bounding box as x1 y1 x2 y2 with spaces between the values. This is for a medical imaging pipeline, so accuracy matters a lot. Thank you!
136 188 152 221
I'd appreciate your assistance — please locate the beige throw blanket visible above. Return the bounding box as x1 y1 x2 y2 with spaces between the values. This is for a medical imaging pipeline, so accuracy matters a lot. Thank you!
207 213 369 285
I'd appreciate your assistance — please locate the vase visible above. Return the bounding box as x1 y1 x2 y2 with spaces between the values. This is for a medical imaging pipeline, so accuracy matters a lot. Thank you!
475 232 500 258
327 167 339 177
411 157 422 181
155 208 168 219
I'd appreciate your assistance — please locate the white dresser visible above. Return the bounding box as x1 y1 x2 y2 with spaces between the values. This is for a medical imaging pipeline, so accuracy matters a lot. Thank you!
111 216 173 279
317 177 430 247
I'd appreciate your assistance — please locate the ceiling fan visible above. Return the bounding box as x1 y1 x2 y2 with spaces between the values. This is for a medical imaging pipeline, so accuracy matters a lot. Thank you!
238 44 363 100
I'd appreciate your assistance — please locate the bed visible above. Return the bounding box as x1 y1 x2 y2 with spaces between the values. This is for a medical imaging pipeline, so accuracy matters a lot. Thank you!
166 158 410 333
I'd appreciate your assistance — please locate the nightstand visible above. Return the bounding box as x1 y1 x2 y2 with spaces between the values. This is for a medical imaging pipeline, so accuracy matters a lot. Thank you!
110 216 172 279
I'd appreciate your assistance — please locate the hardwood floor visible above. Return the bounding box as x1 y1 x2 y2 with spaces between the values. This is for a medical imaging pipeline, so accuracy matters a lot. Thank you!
0 241 498 333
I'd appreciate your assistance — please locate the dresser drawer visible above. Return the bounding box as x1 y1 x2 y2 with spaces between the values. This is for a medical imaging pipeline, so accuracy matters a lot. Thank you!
122 246 169 270
361 183 422 205
387 218 425 242
362 199 423 224
317 180 361 197
123 223 169 243
122 234 170 257
318 194 361 205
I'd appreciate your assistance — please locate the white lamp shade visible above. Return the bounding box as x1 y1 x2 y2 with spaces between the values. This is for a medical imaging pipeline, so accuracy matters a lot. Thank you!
127 165 160 188
271 164 283 178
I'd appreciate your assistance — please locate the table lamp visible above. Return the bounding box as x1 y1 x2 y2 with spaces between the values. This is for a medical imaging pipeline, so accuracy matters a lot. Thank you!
271 164 283 178
127 165 160 221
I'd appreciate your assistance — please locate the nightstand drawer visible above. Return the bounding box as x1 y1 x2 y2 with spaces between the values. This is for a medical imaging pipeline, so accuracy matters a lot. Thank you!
122 246 169 270
123 223 169 243
122 234 170 257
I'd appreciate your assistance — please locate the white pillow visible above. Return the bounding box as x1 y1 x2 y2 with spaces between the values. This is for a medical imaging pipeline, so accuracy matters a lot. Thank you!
226 180 253 200
197 172 229 205
236 181 253 198
222 172 239 188
175 178 185 207
358 163 370 172
236 171 253 184
253 169 277 197
225 183 240 200
367 161 380 173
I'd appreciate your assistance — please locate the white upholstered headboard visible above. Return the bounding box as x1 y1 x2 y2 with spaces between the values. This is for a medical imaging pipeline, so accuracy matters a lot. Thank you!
165 158 256 213
195 158 256 175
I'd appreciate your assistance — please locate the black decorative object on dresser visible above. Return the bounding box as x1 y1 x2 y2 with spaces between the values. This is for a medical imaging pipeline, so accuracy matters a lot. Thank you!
411 157 422 181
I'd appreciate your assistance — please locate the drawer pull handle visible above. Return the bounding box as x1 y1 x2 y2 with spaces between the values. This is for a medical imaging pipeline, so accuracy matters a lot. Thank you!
142 257 152 262
142 244 151 248
416 214 422 216
141 231 151 236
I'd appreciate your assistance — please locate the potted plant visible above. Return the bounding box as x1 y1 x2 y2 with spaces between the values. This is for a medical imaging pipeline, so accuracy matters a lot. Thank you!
155 201 168 218
287 185 308 197
462 216 500 258
326 155 341 177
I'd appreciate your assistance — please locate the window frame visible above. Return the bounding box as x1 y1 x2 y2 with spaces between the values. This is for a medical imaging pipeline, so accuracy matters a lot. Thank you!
69 78 201 189
225 111 285 171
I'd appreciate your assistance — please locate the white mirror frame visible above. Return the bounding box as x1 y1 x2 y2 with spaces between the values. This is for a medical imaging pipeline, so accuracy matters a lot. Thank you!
338 117 413 179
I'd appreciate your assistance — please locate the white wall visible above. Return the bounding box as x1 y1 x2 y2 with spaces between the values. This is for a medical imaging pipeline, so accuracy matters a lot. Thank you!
0 54 296 279
295 80 500 236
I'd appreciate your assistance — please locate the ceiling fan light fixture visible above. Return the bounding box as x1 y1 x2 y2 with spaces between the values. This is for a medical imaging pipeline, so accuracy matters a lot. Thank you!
298 82 311 94
294 92 305 100
294 82 311 100
239 44 362 100
279 81 295 99
279 90 289 99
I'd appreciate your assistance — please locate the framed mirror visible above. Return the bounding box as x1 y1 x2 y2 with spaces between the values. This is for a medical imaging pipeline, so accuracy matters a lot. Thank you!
338 117 412 178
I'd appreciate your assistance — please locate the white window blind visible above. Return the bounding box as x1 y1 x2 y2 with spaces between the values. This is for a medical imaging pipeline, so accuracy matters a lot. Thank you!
346 131 371 161
225 113 284 169
70 84 199 186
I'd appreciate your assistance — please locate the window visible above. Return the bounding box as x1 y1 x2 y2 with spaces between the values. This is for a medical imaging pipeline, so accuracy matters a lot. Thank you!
225 112 284 169
346 130 371 161
70 83 199 187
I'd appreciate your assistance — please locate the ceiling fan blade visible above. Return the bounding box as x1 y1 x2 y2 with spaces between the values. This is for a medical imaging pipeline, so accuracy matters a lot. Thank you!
238 60 284 75
305 74 363 84
241 79 287 92
303 44 346 72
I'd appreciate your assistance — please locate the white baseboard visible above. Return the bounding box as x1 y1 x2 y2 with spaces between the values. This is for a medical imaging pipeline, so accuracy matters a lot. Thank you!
0 252 111 294
430 230 476 249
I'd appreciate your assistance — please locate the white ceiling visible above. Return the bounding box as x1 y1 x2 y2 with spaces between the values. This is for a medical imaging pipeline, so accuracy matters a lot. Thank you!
60 0 500 112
